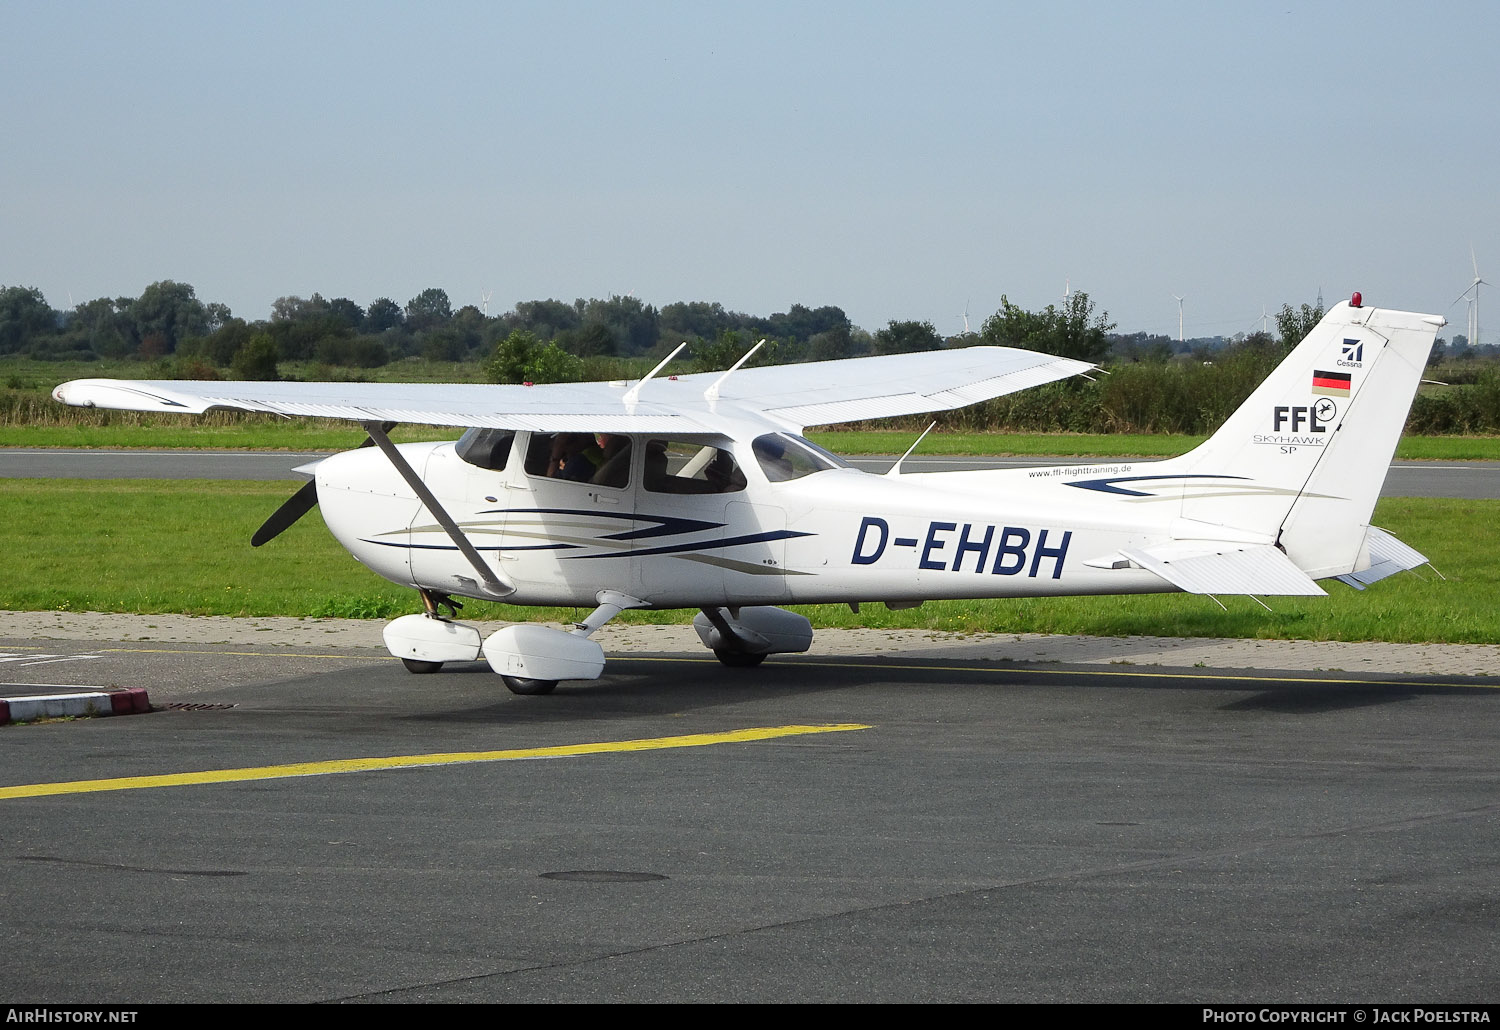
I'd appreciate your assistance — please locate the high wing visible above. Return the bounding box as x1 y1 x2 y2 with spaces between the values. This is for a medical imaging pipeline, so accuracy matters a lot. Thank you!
677 347 1093 429
52 346 1092 434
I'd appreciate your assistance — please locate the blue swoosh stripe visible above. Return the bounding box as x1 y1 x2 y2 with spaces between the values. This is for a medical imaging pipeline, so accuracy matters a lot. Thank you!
597 529 814 560
1066 473 1249 497
475 507 723 540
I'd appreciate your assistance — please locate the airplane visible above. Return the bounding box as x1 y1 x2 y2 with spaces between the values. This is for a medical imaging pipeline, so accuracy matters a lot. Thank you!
53 293 1442 694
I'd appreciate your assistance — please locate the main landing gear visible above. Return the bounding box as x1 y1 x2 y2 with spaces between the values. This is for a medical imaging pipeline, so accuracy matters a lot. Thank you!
500 676 558 695
694 607 812 668
713 650 767 668
383 591 814 692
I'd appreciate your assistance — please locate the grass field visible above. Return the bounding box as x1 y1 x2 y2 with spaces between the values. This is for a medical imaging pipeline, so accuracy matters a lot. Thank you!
1 480 1489 644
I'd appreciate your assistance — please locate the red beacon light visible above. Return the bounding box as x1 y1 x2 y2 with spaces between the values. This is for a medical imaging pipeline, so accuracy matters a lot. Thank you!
1350 292 1362 308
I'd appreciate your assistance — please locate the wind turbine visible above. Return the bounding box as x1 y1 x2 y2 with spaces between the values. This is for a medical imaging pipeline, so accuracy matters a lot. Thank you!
1453 246 1488 348
1172 294 1185 342
957 299 971 335
480 289 493 317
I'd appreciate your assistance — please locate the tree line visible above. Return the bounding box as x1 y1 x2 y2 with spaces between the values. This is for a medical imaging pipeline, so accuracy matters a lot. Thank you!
0 279 1134 379
5 280 1495 434
3 279 1488 390
0 281 864 374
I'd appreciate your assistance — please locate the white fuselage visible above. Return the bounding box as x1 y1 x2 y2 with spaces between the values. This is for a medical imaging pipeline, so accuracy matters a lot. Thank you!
314 432 1195 610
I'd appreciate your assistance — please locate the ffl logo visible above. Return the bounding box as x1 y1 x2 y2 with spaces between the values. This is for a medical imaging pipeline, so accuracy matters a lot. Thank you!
1272 399 1337 433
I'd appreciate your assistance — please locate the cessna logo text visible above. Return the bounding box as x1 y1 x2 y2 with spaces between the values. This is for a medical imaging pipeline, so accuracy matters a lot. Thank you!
851 518 1071 578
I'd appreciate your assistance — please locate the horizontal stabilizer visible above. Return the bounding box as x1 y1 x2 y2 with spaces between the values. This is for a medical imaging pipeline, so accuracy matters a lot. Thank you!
1122 543 1326 597
1335 527 1429 590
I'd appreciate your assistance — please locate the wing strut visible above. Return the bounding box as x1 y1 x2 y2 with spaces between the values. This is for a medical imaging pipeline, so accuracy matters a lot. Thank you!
886 421 937 477
360 421 516 599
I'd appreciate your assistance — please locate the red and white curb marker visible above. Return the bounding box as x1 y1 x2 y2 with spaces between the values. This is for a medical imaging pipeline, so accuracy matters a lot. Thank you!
0 688 149 725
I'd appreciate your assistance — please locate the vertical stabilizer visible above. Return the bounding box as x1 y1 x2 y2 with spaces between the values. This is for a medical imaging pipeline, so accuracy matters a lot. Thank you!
1156 299 1441 578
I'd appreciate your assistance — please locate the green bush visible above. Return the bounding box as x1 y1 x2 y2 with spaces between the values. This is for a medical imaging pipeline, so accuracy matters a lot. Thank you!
1408 370 1500 434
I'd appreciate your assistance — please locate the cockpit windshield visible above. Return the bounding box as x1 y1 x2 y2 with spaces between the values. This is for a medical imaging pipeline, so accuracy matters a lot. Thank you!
455 427 514 471
750 432 851 482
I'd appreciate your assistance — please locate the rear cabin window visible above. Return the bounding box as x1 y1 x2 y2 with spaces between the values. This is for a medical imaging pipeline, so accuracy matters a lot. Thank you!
643 440 746 494
454 428 514 471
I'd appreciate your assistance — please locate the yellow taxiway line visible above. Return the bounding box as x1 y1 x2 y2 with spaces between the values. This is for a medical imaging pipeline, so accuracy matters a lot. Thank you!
0 723 871 801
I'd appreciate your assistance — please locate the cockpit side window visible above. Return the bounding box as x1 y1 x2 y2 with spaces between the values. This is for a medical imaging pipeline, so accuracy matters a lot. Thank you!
643 440 746 494
590 434 632 488
523 432 630 488
751 432 849 482
455 428 514 471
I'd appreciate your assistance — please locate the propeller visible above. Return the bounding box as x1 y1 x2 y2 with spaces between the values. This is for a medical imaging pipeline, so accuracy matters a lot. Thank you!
251 422 396 547
251 477 319 547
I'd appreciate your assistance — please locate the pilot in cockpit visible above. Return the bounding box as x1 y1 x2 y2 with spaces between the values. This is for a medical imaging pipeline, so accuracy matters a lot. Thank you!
548 433 601 482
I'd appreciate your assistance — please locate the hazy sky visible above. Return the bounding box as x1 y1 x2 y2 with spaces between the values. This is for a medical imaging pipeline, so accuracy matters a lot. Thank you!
4 1 1497 343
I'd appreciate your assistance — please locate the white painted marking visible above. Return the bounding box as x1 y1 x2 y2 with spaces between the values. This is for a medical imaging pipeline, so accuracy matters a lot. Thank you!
0 683 112 690
0 653 105 666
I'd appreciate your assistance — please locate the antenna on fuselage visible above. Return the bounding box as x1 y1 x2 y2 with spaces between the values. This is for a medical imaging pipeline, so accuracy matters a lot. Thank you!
886 421 937 477
623 341 688 406
704 338 766 402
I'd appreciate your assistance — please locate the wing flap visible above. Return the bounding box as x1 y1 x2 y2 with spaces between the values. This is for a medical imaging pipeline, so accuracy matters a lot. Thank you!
1122 543 1326 596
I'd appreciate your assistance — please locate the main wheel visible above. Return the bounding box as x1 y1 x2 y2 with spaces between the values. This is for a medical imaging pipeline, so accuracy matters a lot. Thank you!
402 658 443 674
714 649 767 668
503 676 559 695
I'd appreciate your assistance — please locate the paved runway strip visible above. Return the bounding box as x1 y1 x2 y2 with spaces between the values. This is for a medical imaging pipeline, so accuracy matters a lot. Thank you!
3 636 1497 1002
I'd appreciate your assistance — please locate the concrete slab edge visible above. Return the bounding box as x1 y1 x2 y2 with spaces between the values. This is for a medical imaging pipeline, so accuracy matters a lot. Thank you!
0 687 149 725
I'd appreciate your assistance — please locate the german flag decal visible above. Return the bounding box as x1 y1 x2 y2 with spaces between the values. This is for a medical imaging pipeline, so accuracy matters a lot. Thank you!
1312 369 1352 396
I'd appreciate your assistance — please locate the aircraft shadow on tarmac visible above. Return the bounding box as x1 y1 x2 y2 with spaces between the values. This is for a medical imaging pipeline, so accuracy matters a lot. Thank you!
236 652 1494 728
